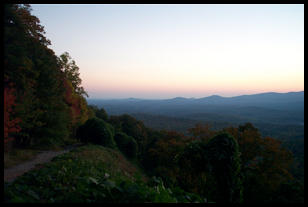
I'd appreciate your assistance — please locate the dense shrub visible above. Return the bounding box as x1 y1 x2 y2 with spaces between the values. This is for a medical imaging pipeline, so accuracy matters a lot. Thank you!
76 118 116 148
88 105 108 121
95 108 108 121
143 131 189 187
205 132 242 203
114 132 138 159
109 114 148 157
177 132 242 203
177 140 209 196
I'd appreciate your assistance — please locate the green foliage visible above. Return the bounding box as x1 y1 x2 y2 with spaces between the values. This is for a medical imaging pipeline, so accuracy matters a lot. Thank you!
109 114 149 158
114 132 138 159
177 140 209 196
178 133 242 203
88 105 108 121
4 4 90 149
205 132 243 203
86 105 96 120
96 108 108 121
142 130 189 187
58 52 88 98
4 4 71 148
76 118 116 149
224 123 296 203
4 145 206 203
178 140 208 173
177 133 243 203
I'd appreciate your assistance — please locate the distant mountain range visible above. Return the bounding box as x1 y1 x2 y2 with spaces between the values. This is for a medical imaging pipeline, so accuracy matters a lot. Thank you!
87 91 304 184
87 91 304 126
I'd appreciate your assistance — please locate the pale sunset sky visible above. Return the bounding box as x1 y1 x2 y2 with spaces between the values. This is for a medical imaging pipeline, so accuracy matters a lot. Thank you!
31 4 304 99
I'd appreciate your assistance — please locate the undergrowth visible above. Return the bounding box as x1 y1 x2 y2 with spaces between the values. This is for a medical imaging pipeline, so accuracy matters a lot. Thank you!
4 144 206 203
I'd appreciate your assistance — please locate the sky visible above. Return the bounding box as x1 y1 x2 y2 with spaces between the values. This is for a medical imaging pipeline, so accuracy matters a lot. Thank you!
30 4 304 99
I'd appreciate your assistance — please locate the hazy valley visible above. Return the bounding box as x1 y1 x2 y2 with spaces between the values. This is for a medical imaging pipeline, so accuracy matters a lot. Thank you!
87 91 304 132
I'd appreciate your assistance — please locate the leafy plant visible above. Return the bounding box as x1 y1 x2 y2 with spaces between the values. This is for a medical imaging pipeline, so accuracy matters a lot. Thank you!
114 132 138 159
76 118 116 148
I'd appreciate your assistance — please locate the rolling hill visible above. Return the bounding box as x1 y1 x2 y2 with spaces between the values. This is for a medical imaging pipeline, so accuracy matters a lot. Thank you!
87 91 304 126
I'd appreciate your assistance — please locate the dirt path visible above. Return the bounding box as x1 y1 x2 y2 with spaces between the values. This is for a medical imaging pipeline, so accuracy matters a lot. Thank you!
4 144 83 183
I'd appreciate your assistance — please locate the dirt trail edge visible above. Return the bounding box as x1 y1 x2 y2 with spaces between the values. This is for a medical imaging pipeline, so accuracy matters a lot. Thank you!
4 143 84 183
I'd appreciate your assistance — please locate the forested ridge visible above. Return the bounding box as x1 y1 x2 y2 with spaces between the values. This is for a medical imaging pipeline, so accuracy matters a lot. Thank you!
4 4 89 149
4 4 304 203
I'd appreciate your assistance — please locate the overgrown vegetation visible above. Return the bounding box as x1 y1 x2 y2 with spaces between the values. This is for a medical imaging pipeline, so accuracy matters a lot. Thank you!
76 118 116 148
114 132 138 159
4 145 205 203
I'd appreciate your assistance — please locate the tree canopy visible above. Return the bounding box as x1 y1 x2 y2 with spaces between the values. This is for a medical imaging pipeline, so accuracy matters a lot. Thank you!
4 4 89 148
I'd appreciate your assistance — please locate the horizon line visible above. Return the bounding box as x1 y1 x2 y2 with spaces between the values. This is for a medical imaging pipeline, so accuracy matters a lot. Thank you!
86 90 304 100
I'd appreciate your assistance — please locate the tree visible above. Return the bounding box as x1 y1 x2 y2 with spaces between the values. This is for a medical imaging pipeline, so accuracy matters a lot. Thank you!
4 84 21 150
188 123 216 143
11 4 50 46
76 118 116 148
177 140 208 196
223 123 294 202
58 52 88 98
87 105 108 121
114 132 138 159
4 4 73 147
95 108 108 121
224 123 262 167
58 52 90 139
145 131 190 186
63 78 89 138
205 132 243 203
178 132 243 203
109 114 148 159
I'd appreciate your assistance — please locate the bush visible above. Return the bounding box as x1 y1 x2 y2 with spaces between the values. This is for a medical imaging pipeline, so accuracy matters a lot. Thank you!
205 132 242 203
109 114 148 157
114 132 138 159
76 118 116 148
96 108 108 121
88 105 108 121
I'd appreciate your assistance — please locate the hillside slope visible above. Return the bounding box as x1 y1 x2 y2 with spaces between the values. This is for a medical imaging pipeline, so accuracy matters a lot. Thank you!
4 144 205 203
